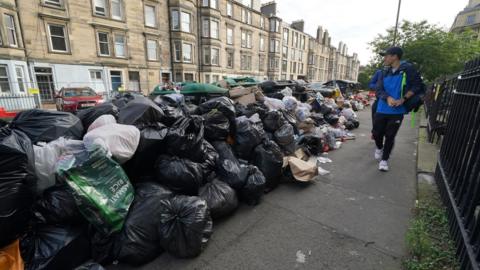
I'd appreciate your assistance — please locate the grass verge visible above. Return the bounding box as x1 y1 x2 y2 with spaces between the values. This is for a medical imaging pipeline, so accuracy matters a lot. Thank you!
403 182 459 270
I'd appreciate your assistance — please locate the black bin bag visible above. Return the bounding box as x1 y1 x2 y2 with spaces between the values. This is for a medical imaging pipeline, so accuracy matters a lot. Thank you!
114 183 173 265
199 179 238 219
34 184 84 225
76 103 119 131
263 111 286 132
0 128 36 247
155 155 204 196
203 110 230 141
118 97 165 127
10 109 84 144
165 116 204 157
234 116 263 160
212 141 248 190
153 94 187 126
274 123 296 154
252 140 283 191
74 261 106 270
157 195 213 258
20 225 91 270
239 165 266 206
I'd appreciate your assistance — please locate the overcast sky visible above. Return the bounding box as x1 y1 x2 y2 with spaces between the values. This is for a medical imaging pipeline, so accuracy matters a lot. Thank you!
270 0 468 65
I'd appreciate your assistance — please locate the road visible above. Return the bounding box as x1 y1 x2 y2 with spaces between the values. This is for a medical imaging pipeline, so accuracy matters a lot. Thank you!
110 109 418 270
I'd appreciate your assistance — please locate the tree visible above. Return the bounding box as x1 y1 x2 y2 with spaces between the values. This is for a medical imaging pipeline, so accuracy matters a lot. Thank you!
368 20 480 82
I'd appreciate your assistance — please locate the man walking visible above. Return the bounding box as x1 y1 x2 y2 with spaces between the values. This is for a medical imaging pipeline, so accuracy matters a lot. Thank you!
373 47 422 171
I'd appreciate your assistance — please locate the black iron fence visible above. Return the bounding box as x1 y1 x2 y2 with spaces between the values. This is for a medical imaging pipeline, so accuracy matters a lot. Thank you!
434 57 480 270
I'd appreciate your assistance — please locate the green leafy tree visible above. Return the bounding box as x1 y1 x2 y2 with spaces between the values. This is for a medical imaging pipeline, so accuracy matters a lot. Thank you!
368 20 480 82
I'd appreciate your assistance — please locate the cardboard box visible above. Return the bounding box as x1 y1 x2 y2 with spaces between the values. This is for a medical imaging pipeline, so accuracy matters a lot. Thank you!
234 93 256 106
229 87 253 98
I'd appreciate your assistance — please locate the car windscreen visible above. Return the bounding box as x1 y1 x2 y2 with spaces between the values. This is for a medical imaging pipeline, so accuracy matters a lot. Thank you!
64 89 96 97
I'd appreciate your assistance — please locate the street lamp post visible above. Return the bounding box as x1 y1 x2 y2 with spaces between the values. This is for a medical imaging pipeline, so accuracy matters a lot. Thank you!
393 0 402 46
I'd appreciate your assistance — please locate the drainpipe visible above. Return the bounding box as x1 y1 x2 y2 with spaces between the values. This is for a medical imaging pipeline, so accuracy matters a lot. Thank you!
15 0 31 83
167 0 175 82
196 2 202 82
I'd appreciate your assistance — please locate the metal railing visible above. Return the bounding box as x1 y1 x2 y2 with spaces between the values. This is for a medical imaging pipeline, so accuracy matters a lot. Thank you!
434 57 480 270
424 74 459 143
0 93 39 111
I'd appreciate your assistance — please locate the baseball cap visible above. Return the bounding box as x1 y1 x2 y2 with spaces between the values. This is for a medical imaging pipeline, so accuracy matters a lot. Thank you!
379 47 403 59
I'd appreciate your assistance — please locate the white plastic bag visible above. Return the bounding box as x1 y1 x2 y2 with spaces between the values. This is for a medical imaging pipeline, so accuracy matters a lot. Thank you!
34 138 85 194
280 87 293 97
84 123 140 164
282 96 298 111
341 108 356 120
264 97 286 111
87 114 117 133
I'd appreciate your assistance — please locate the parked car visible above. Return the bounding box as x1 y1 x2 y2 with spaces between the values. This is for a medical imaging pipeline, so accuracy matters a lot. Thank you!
307 81 340 98
323 80 361 96
55 87 103 113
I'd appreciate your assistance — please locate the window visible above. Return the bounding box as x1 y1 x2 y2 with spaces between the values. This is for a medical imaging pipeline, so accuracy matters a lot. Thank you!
44 0 62 7
174 41 181 61
203 47 219 65
467 15 476 25
185 73 194 82
227 51 234 68
241 9 251 24
241 31 251 48
90 70 103 80
283 28 289 45
246 32 252 48
269 39 279 53
205 74 210 83
212 75 219 82
4 15 17 47
282 46 288 58
171 10 179 30
291 48 295 60
243 0 252 8
147 39 158 60
48 24 68 52
202 0 217 9
175 72 182 82
226 27 233 45
227 2 233 16
241 54 252 70
0 66 10 92
98 32 110 56
15 66 25 92
111 0 123 20
241 31 247 48
260 36 265 51
94 0 107 16
259 56 265 71
260 17 264 29
282 60 287 72
269 19 279 32
183 43 193 63
145 5 156 27
269 57 279 69
181 12 191 32
202 19 219 39
115 34 127 57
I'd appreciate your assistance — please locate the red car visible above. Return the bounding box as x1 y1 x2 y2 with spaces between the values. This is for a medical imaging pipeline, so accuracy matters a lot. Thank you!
55 87 103 113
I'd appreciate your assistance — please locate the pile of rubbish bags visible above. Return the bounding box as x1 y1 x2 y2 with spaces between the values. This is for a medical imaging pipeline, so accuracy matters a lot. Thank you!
0 88 363 268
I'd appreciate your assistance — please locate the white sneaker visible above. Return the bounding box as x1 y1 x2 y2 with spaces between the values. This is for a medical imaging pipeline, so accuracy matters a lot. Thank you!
374 148 383 160
379 160 389 172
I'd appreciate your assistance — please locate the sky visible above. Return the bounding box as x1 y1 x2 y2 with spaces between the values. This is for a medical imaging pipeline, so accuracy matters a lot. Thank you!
269 0 468 65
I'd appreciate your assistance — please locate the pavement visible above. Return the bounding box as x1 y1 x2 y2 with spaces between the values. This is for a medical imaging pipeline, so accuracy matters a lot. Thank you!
109 109 418 270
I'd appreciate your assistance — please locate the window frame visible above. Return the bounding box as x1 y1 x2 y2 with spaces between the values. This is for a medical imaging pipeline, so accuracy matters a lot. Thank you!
180 11 191 33
110 0 124 21
93 0 108 17
113 32 127 58
226 51 234 68
15 66 26 93
202 18 219 39
203 46 220 66
144 4 157 28
226 26 234 45
43 0 64 8
47 23 70 53
97 31 111 56
146 39 159 61
182 42 193 63
4 14 17 47
0 65 11 93
226 2 233 16
259 36 265 52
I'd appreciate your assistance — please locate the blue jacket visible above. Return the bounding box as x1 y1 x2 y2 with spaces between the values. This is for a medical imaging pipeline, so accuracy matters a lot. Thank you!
369 70 382 90
376 61 422 115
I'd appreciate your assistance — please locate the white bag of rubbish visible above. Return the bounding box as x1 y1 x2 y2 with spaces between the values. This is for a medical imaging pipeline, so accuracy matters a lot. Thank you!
34 138 85 194
280 87 293 97
264 97 286 111
84 123 140 164
341 108 357 121
282 96 298 112
87 114 117 133
295 103 312 122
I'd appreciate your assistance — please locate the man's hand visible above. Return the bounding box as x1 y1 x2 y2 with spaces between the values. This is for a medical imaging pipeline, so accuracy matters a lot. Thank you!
394 98 405 107
387 96 397 107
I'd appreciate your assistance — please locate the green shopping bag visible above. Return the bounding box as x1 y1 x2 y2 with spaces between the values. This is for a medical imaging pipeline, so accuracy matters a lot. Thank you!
57 146 134 235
